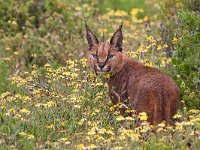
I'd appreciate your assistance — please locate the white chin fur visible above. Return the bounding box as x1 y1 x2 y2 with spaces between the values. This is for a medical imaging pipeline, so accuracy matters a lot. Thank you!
97 71 107 75
96 67 112 74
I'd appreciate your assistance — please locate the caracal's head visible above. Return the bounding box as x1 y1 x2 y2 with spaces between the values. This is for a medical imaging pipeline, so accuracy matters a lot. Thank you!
86 22 124 74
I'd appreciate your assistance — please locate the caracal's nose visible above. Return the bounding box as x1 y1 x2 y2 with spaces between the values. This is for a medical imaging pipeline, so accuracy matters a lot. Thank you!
98 63 105 69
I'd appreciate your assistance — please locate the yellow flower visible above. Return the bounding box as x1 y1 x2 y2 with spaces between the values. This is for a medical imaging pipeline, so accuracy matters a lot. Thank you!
59 138 70 144
11 20 17 25
4 57 11 61
46 101 56 107
4 113 10 116
9 108 15 113
163 44 168 48
46 124 55 129
61 122 65 126
98 28 108 33
75 6 81 11
78 143 85 149
45 140 50 145
74 105 81 109
119 135 126 140
127 51 137 58
62 72 71 76
189 109 200 114
88 144 97 149
172 37 178 44
111 146 123 150
173 114 182 119
139 112 148 121
158 122 166 128
19 132 27 136
20 108 31 114
106 130 114 135
35 103 42 107
14 113 22 119
125 116 134 121
116 115 125 121
44 63 51 68
14 52 19 55
88 130 96 135
140 128 148 133
157 127 163 132
5 47 11 51
102 73 115 79
27 134 34 139
71 72 78 78
157 45 162 50
96 82 103 86
78 118 86 125
175 122 183 131
95 109 100 113
146 36 155 43
114 10 128 17
131 8 144 16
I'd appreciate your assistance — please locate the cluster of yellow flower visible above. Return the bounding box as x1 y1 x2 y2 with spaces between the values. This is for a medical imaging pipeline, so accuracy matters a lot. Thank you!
1 58 200 149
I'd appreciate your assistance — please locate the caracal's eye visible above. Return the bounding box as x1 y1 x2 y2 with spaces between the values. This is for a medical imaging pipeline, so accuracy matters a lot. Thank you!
107 55 115 59
92 54 98 59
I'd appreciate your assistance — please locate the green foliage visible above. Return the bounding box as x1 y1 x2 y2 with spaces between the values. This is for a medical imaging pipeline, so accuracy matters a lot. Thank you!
0 61 10 93
0 0 97 73
0 0 156 76
159 0 200 108
99 0 148 16
172 9 200 108
0 60 23 95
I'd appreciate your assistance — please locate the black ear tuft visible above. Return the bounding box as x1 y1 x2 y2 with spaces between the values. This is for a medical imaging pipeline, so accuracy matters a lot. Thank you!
110 23 123 51
85 20 99 50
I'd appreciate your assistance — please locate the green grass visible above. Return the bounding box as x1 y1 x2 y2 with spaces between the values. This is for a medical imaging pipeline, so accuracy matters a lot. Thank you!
99 0 146 12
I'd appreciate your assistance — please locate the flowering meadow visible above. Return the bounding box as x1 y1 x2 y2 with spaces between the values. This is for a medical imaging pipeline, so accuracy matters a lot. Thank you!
0 0 199 149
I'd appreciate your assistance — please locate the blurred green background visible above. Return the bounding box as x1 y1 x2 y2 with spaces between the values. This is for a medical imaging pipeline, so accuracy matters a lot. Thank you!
0 0 199 107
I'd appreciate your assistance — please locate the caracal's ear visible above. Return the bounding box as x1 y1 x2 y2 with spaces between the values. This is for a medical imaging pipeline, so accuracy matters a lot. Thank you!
110 23 123 51
85 21 99 50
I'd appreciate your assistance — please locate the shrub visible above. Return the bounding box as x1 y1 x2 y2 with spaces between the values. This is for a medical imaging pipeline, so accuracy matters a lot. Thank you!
159 0 200 109
0 61 10 93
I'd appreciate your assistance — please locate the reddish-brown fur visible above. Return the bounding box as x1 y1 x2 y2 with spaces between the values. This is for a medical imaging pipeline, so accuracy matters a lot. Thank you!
85 23 179 125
